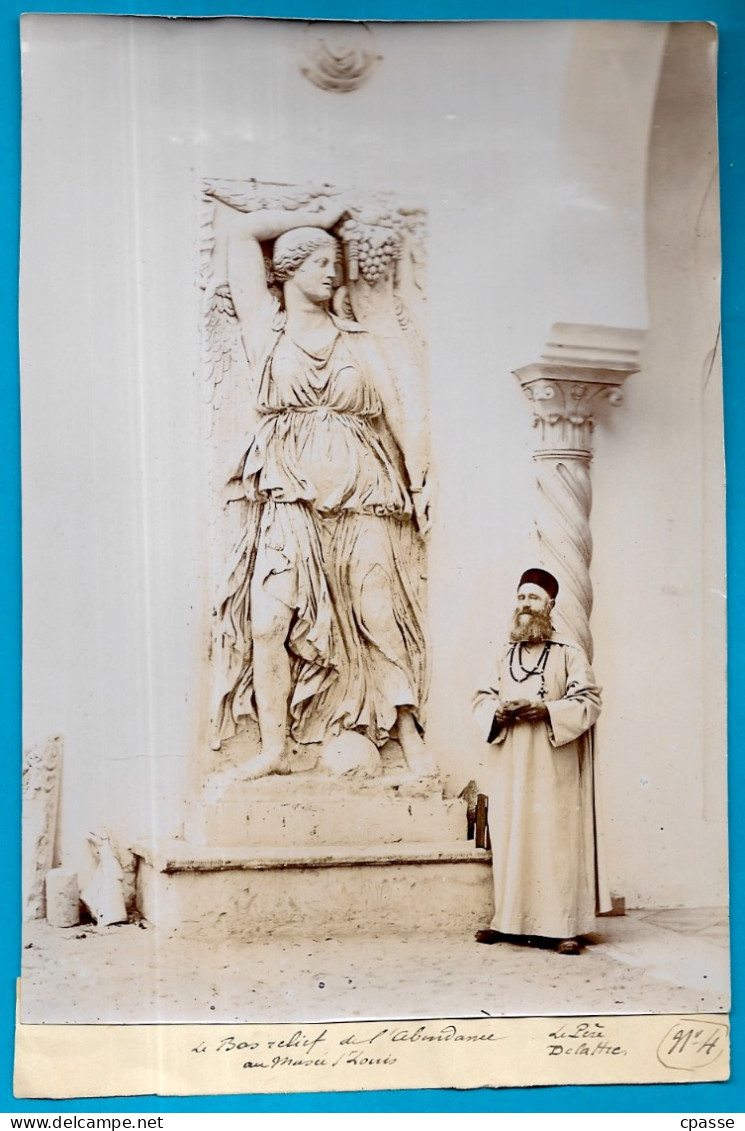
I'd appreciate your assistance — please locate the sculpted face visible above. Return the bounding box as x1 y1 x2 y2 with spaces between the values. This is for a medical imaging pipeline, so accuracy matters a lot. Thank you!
288 245 339 303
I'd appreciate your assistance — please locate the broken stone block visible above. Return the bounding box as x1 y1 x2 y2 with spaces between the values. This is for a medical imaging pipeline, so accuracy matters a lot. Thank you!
45 868 79 928
80 831 127 926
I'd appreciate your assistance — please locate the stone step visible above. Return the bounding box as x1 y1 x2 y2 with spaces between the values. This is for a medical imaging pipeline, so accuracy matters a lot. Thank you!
133 838 494 938
184 768 469 847
184 792 467 847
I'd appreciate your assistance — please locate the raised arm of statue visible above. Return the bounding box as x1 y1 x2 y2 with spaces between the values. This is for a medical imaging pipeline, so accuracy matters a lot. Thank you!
217 199 348 334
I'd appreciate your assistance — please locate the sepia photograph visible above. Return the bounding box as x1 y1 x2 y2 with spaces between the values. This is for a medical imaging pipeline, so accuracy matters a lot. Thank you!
18 13 728 1060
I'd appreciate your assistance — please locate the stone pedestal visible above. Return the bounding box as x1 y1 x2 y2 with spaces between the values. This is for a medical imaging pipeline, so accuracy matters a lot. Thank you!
134 837 492 939
134 771 494 938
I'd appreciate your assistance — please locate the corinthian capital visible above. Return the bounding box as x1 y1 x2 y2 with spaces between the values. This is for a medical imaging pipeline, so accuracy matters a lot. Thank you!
514 323 645 458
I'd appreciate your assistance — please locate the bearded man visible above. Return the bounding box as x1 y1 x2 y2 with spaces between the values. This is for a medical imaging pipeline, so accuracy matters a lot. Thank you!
472 568 609 955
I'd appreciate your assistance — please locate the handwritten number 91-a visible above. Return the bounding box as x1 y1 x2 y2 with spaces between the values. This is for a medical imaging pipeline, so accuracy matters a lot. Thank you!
667 1028 720 1057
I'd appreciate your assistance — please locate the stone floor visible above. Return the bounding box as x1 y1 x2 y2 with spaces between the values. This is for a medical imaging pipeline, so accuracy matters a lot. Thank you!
20 906 729 1026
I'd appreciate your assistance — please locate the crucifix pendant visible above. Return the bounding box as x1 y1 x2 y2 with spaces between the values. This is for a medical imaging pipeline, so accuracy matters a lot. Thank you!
537 682 548 701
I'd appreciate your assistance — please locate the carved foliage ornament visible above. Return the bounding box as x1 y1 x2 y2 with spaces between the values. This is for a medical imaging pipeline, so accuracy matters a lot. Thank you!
517 371 628 458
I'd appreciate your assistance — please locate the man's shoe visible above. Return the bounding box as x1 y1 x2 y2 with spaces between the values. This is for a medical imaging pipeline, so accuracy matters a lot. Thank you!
556 938 581 955
475 929 503 945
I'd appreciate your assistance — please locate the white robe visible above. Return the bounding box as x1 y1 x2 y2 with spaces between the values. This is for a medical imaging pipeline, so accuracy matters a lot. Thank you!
473 635 609 939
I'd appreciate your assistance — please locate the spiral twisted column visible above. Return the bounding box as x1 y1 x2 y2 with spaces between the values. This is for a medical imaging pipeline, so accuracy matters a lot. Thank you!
514 324 644 661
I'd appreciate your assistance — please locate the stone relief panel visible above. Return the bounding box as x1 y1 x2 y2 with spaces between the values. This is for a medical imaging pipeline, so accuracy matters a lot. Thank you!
200 180 434 784
22 735 63 920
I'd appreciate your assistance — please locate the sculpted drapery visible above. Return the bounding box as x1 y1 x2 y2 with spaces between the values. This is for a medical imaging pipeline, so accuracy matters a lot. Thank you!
203 185 433 778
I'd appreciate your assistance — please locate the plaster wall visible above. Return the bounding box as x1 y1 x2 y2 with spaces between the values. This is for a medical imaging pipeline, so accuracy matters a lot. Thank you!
20 17 725 906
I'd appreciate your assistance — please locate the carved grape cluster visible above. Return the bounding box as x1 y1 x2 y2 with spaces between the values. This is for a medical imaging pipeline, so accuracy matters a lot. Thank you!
338 214 404 286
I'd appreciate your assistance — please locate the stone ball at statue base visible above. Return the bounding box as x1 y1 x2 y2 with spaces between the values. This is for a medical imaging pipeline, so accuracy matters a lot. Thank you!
319 731 382 778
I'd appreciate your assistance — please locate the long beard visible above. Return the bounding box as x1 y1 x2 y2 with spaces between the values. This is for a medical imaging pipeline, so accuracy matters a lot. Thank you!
510 608 553 643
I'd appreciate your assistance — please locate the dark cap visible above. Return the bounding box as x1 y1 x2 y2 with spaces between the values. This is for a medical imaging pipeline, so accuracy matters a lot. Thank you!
518 568 559 600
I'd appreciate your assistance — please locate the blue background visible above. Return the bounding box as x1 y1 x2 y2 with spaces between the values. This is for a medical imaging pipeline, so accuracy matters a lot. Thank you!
2 0 742 1114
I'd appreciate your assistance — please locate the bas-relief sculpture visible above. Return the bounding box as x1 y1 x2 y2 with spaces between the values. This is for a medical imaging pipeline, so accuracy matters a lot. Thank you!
202 181 435 785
